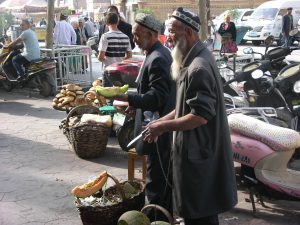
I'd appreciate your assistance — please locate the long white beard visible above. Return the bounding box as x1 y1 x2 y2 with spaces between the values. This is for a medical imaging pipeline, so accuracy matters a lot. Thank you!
171 39 185 81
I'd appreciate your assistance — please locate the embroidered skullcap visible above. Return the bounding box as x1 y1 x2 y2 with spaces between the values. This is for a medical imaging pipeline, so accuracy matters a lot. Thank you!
135 13 161 33
172 7 200 32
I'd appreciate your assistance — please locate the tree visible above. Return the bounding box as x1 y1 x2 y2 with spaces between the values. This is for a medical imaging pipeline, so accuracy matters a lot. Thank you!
198 0 210 41
45 0 54 51
0 12 14 35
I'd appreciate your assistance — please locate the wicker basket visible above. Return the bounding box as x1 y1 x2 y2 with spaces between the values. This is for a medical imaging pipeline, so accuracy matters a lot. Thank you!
62 105 111 159
75 174 145 225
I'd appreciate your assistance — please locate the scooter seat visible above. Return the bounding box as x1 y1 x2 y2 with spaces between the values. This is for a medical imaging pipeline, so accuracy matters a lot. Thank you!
228 113 300 152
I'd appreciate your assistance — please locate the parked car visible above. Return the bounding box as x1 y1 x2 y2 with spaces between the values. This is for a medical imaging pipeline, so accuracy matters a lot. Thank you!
243 0 300 46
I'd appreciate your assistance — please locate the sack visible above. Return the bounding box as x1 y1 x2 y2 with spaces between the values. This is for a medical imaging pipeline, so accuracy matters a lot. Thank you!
221 39 238 53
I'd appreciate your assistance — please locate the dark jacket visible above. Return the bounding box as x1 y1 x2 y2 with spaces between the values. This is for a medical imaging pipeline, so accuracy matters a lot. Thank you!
99 20 135 49
218 22 236 41
127 41 175 155
173 41 237 218
282 14 293 35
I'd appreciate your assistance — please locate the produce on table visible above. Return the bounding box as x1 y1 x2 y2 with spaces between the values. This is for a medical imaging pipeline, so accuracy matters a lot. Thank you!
71 171 108 198
118 210 151 225
95 84 129 98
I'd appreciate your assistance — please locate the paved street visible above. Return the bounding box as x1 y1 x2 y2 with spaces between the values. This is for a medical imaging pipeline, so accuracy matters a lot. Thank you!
1 88 300 225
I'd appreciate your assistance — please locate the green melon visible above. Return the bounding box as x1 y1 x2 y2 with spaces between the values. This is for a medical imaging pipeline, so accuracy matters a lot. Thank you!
118 210 151 225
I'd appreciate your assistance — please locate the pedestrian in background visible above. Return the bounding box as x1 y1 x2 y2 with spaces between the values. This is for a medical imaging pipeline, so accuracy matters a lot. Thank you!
97 12 132 87
71 21 81 45
98 5 135 49
54 14 76 45
78 18 87 45
145 7 237 225
218 13 237 53
282 7 294 47
84 17 95 39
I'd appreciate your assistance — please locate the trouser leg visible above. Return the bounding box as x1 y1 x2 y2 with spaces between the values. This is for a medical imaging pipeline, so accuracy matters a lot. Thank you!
12 54 29 77
184 215 219 225
143 145 172 222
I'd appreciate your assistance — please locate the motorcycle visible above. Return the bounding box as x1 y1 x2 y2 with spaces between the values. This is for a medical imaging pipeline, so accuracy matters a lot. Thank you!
0 45 56 97
227 111 300 214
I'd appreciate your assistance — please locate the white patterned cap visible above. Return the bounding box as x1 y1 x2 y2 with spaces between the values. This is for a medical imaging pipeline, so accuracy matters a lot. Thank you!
135 13 161 33
172 7 200 32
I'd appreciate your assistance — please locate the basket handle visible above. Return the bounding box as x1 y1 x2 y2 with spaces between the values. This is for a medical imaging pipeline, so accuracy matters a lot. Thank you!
106 173 126 201
141 204 174 225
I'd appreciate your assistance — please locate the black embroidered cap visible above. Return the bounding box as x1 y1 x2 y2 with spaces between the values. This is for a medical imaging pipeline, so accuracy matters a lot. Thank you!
172 7 200 32
135 13 161 33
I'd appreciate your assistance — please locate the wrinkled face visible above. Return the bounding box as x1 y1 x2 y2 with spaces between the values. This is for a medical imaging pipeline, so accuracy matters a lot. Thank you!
166 18 187 51
132 23 149 51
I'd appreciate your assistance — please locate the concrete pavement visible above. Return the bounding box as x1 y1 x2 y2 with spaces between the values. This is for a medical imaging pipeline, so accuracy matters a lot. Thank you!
1 90 300 225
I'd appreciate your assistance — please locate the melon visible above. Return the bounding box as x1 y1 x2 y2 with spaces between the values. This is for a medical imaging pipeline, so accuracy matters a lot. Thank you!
118 210 151 225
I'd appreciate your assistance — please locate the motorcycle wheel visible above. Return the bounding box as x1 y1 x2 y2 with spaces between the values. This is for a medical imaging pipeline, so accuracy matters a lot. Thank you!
116 119 135 152
39 76 52 97
1 79 13 92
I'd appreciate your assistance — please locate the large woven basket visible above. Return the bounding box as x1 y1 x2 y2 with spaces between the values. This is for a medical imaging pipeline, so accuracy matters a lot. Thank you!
75 174 145 225
62 105 111 159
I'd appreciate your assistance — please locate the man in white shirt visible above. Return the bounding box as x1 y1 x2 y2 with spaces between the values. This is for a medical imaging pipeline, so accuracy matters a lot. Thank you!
54 14 77 45
6 19 40 81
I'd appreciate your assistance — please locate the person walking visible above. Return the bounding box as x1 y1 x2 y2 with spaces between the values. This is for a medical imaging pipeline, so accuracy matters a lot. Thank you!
54 14 76 45
98 5 135 49
282 7 294 47
218 13 237 53
112 13 175 222
144 7 237 225
84 17 95 39
97 12 132 87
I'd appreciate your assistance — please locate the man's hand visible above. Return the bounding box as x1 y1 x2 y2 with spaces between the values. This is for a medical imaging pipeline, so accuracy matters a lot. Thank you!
125 105 135 117
143 120 165 143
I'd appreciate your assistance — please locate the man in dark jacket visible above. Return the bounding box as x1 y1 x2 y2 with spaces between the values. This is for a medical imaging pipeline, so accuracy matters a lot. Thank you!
98 5 135 49
282 7 294 47
113 13 175 222
144 7 237 225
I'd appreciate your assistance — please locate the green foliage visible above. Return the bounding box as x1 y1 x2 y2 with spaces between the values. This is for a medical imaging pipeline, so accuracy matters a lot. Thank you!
135 8 153 15
0 12 14 35
227 8 242 23
61 9 72 16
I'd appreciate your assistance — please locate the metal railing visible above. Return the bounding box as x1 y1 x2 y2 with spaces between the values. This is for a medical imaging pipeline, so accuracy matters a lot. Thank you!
40 45 93 91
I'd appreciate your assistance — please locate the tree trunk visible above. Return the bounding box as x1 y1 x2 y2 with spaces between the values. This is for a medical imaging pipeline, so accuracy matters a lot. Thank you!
198 0 210 41
45 0 54 50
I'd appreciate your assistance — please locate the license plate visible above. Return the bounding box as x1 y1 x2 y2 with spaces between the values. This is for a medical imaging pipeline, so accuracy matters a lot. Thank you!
248 31 257 37
113 113 126 126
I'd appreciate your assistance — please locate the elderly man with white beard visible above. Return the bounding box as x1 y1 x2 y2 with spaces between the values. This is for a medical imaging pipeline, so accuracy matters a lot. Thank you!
144 7 237 225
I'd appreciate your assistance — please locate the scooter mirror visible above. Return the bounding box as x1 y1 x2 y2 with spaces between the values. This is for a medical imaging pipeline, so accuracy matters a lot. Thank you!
251 70 264 79
293 80 300 93
243 47 253 54
264 35 274 46
289 29 298 37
